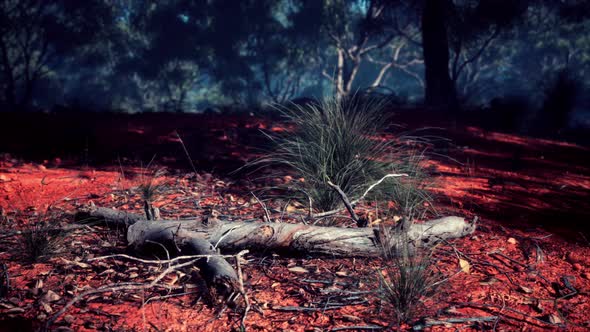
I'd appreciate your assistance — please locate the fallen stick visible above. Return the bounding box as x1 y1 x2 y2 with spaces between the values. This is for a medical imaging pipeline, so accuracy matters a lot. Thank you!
413 316 498 330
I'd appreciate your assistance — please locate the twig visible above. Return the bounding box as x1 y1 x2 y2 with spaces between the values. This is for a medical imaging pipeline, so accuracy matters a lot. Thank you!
452 302 555 327
279 199 291 222
301 279 350 286
354 173 408 205
45 282 156 330
145 240 171 267
331 325 384 331
214 225 243 250
46 251 249 330
488 250 529 268
251 191 272 223
235 250 250 330
88 253 239 265
327 181 359 222
313 173 408 219
175 131 198 174
272 305 343 312
144 290 200 305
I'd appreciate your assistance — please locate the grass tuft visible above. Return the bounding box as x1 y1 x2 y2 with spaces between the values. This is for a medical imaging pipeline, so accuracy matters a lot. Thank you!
376 230 444 326
249 94 434 216
137 167 167 201
22 221 68 263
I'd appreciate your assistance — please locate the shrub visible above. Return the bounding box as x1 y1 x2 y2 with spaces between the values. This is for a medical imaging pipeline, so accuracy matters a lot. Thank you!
250 95 433 216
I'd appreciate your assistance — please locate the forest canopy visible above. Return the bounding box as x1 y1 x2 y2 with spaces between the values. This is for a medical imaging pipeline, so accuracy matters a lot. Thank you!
0 0 588 115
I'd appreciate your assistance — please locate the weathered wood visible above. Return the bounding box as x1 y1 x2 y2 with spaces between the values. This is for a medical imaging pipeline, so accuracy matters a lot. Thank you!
77 207 476 258
76 206 239 298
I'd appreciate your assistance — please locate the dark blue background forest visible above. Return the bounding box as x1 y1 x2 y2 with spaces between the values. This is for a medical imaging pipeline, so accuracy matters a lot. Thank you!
1 0 589 132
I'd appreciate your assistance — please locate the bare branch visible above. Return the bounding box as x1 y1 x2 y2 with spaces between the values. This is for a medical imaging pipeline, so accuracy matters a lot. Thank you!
327 181 359 222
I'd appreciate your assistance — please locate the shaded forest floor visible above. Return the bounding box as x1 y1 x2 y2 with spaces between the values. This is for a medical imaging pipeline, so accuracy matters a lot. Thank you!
1 109 590 331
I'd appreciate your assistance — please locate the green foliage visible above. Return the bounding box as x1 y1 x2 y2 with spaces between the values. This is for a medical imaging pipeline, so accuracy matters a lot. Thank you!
250 95 433 215
22 222 68 263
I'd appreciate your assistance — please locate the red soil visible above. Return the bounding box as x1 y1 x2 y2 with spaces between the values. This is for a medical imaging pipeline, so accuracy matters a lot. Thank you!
1 110 589 331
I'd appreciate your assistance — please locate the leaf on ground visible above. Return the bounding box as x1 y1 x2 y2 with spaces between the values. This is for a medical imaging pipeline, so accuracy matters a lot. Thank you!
288 266 309 274
518 285 533 294
42 290 61 303
61 258 90 269
548 313 563 324
459 258 470 274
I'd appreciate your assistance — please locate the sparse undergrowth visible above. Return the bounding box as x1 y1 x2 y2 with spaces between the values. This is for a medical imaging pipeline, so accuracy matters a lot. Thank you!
22 220 69 263
376 229 445 326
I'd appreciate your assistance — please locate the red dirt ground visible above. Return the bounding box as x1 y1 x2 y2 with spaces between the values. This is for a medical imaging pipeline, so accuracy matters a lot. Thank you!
1 110 590 331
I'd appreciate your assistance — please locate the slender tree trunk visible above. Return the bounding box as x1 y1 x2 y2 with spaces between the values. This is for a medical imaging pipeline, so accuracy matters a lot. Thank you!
0 39 17 109
421 0 457 109
335 48 346 100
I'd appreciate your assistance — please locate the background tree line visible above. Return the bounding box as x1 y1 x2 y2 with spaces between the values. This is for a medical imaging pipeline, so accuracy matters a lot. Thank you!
1 0 588 121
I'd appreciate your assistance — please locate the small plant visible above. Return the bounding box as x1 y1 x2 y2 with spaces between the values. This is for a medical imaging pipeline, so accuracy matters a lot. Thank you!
138 167 167 220
22 221 68 263
376 228 444 326
249 95 433 216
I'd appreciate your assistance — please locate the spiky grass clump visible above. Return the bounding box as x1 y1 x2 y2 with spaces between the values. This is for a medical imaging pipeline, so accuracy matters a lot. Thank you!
377 233 443 325
22 222 68 263
258 96 391 211
138 168 167 202
252 95 433 215
137 167 167 220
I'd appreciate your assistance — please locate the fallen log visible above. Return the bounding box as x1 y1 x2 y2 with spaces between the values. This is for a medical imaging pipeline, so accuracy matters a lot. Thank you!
76 206 475 304
77 206 476 257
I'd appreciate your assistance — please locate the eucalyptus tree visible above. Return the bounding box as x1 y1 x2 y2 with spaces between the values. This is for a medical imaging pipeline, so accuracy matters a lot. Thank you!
290 0 423 100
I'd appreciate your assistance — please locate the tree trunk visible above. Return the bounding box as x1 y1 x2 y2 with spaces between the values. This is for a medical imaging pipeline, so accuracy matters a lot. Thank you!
421 0 457 109
0 39 17 110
